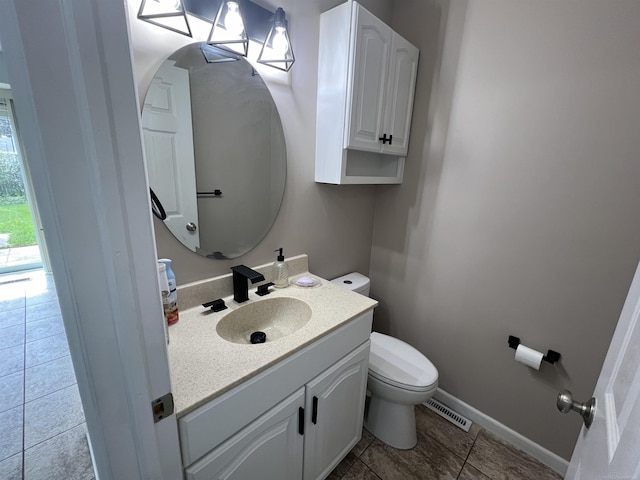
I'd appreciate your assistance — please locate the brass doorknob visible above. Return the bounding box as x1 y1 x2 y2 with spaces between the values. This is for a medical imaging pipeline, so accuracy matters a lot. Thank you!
557 390 595 428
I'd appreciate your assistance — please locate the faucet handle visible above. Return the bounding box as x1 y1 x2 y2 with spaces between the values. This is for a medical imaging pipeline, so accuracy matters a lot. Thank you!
256 282 275 296
202 298 227 312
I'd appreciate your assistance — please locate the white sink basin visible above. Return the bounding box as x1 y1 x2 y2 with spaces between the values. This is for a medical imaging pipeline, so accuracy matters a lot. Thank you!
216 297 312 344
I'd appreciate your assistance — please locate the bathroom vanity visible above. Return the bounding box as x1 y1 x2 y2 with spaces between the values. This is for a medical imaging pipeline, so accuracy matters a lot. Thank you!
169 256 377 479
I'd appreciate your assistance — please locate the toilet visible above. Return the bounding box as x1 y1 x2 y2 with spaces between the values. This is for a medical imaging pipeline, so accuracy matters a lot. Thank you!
331 272 439 450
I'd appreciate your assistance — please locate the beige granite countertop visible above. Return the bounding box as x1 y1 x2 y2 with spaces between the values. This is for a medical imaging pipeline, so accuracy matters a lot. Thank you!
168 261 377 417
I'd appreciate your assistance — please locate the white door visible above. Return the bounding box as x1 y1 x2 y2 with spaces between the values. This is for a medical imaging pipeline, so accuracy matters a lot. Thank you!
346 2 391 153
303 342 370 480
142 60 200 252
380 33 419 156
0 1 182 478
185 389 304 480
565 261 640 479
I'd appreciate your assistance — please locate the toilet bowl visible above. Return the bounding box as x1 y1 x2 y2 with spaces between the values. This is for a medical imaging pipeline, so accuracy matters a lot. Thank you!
331 273 439 450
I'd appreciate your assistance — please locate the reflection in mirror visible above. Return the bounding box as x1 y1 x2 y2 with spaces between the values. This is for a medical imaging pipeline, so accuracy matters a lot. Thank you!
142 42 286 259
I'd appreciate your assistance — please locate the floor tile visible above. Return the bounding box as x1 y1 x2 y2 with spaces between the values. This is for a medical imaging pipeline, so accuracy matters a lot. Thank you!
26 289 59 307
24 384 85 449
0 406 23 461
328 451 358 479
25 355 77 402
341 459 383 480
459 463 491 480
0 284 26 307
0 452 22 480
416 403 480 460
0 371 24 414
351 428 375 457
25 332 70 368
24 423 94 480
360 430 464 480
0 323 25 350
25 299 61 323
0 344 25 377
26 314 65 342
0 307 25 329
466 430 562 480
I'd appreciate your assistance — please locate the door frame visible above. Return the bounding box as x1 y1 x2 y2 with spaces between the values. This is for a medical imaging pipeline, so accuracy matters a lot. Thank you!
0 89 49 273
0 1 181 478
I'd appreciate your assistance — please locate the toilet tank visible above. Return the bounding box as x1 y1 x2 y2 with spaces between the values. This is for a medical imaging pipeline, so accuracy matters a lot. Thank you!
331 272 370 297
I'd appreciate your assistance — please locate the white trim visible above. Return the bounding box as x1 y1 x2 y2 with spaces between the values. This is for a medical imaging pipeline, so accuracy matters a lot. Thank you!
433 388 569 476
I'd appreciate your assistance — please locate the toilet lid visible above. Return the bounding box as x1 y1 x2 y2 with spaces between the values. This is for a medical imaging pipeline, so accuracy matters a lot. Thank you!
369 332 438 389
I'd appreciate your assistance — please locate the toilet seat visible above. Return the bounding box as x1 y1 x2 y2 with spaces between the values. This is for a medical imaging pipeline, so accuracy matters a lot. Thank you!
369 332 438 391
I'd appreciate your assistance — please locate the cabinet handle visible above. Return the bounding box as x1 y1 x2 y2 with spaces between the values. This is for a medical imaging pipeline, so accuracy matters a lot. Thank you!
378 133 393 145
298 407 305 435
312 396 318 424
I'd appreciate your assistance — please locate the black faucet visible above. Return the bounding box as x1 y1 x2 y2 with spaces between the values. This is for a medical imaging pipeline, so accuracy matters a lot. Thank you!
231 265 265 303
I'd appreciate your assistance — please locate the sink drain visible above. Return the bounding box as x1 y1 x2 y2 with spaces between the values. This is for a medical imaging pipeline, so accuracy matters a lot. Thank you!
250 331 266 344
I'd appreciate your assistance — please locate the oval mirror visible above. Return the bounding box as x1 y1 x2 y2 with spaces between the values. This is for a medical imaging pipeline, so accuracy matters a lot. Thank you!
142 42 286 259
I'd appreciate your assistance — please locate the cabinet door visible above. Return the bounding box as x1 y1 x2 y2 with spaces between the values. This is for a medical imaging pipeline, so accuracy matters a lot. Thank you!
346 4 391 153
185 388 304 480
381 34 419 156
303 342 370 480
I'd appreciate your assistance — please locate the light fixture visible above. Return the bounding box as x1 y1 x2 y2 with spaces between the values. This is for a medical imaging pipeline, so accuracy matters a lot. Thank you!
138 0 295 71
137 0 192 37
207 1 249 57
257 8 294 72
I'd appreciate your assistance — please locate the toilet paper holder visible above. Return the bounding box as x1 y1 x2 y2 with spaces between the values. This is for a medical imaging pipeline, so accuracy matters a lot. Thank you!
508 336 561 364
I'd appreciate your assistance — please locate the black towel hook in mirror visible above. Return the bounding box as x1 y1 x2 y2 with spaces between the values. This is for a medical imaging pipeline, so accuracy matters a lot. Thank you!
150 188 166 220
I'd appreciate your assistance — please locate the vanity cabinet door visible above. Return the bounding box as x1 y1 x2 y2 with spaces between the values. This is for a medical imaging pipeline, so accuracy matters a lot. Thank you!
380 33 419 156
346 4 392 153
303 342 370 480
185 388 304 480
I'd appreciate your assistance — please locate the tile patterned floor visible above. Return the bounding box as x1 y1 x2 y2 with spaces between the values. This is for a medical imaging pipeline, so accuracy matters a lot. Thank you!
328 404 563 480
0 270 94 480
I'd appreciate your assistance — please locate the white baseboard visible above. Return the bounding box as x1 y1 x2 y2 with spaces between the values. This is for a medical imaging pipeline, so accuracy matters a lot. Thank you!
432 389 569 476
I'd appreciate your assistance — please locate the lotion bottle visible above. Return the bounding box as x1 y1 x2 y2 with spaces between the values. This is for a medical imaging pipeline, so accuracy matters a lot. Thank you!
158 258 179 325
273 248 289 288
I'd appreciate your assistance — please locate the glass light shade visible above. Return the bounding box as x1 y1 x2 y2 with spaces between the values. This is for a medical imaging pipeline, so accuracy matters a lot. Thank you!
224 2 244 37
137 0 192 37
207 0 249 57
257 8 295 72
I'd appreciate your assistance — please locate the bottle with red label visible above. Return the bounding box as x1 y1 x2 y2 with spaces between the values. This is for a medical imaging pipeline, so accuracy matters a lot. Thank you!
158 258 179 325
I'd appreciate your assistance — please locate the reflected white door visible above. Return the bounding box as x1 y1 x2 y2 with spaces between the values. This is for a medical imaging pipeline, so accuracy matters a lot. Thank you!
566 261 640 479
142 60 199 251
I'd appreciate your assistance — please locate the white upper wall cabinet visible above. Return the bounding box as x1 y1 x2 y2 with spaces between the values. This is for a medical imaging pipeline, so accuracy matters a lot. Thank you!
315 1 419 185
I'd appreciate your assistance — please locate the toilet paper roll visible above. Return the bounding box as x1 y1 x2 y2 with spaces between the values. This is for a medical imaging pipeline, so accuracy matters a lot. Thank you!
515 344 544 370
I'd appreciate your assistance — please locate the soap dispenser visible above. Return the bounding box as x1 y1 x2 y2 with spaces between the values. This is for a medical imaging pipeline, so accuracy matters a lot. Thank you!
273 248 289 288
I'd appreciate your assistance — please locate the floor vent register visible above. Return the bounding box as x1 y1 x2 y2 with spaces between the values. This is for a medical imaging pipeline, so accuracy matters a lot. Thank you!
424 398 472 432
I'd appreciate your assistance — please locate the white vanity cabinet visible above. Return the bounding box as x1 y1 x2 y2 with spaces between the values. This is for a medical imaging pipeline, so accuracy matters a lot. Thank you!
315 1 419 185
179 310 373 480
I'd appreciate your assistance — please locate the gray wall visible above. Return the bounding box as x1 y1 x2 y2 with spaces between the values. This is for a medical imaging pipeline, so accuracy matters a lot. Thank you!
371 0 640 460
128 0 394 284
0 51 9 84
